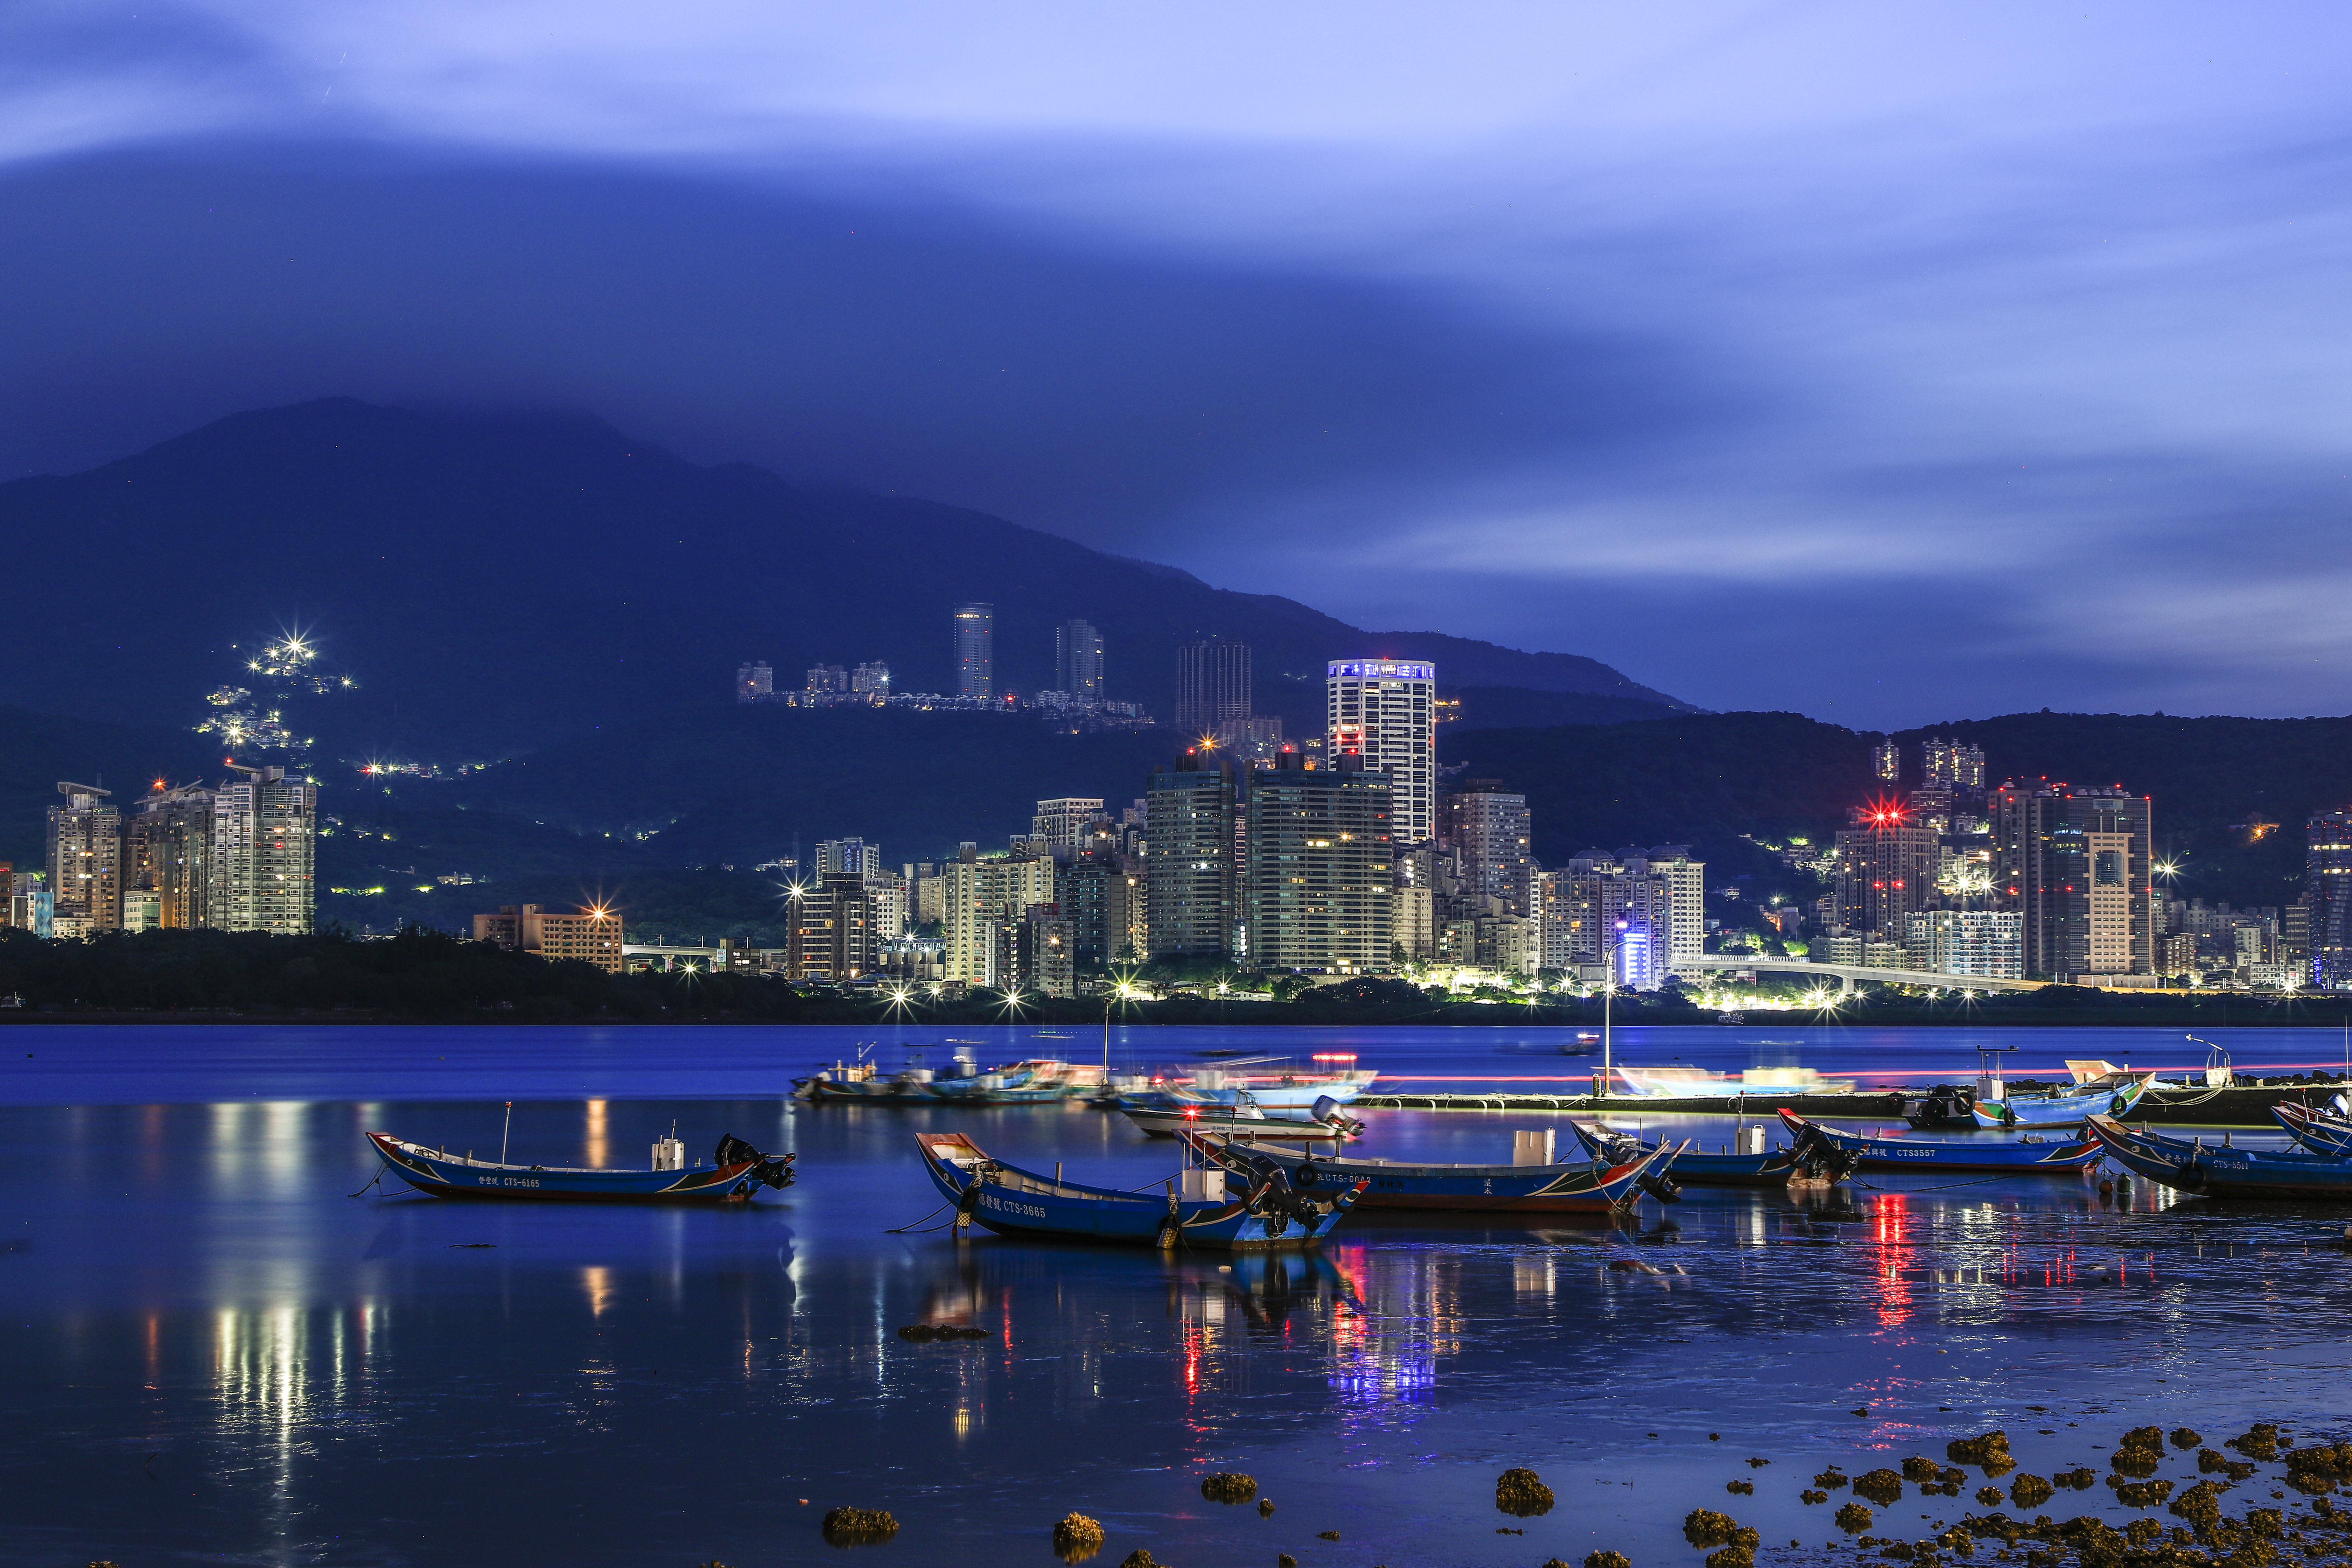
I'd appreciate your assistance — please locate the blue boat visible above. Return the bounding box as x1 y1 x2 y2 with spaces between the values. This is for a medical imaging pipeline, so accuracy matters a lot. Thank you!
1184 1128 1674 1213
1777 1111 2103 1173
2273 1101 2352 1156
1972 1075 2149 1129
368 1131 796 1203
915 1132 1363 1248
1568 1119 1858 1188
2087 1114 2352 1201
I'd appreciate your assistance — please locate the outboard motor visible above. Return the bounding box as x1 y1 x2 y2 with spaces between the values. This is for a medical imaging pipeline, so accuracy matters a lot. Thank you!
1312 1094 1340 1123
1636 1168 1684 1203
714 1133 798 1191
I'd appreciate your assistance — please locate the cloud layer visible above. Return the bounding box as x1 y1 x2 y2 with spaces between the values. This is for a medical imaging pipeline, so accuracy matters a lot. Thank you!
7 2 2352 726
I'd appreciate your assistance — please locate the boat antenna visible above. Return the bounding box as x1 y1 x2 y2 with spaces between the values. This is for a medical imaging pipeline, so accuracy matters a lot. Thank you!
501 1101 513 1165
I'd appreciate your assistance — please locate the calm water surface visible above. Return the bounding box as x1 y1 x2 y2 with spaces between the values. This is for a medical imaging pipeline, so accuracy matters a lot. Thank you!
3 1023 2348 1568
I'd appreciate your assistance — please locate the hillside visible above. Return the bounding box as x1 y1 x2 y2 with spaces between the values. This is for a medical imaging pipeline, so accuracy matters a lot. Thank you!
0 399 1686 762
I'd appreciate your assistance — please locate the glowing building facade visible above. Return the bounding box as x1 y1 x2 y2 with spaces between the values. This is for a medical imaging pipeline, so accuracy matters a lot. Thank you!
209 764 317 936
2308 808 2352 990
47 782 121 936
1326 660 1436 844
952 602 994 701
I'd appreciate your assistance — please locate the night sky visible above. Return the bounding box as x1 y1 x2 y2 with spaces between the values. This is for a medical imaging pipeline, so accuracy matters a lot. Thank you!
8 4 2352 727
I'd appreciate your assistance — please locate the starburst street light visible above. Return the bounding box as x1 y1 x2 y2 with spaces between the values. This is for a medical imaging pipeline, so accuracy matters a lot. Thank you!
880 982 918 1020
992 984 1032 1021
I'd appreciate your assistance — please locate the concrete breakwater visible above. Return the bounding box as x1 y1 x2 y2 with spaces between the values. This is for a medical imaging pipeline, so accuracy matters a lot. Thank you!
1356 1081 2348 1127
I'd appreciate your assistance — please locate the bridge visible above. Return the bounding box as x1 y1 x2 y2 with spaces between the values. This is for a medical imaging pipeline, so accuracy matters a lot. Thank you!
1682 954 2044 993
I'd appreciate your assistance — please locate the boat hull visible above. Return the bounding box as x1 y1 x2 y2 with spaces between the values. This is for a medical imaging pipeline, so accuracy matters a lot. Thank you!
369 1133 784 1203
1568 1121 1819 1187
2087 1114 2352 1201
2272 1103 2352 1156
1122 1106 1354 1140
1973 1077 2148 1129
1778 1112 2101 1173
1186 1132 1665 1213
914 1132 1359 1248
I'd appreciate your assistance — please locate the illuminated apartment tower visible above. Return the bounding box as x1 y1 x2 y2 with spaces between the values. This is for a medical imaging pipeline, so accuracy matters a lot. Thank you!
125 783 215 929
209 764 317 935
1055 619 1105 701
1439 779 1534 915
1991 779 2153 980
1326 660 1436 843
1175 639 1251 734
47 782 122 936
2308 808 2352 989
1872 737 1901 782
952 602 994 700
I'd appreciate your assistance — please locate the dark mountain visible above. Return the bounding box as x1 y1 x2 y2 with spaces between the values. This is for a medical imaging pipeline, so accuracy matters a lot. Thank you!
1440 709 2352 908
0 706 223 869
0 399 1686 762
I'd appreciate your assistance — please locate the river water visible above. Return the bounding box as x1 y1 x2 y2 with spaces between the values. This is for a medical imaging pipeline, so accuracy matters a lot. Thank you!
3 1023 2348 1568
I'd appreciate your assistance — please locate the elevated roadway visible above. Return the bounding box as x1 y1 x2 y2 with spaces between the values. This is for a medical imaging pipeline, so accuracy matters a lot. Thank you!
1682 954 2044 993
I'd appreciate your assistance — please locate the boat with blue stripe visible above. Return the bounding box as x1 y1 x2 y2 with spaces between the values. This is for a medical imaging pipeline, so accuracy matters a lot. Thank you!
1777 1110 2102 1172
1972 1074 2150 1128
1183 1128 1674 1213
2273 1100 2352 1156
2087 1113 2352 1201
1568 1119 1858 1188
915 1132 1363 1248
368 1131 795 1203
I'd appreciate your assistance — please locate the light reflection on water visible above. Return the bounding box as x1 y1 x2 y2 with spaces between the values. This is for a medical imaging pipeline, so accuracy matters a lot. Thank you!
1 1034 2349 1568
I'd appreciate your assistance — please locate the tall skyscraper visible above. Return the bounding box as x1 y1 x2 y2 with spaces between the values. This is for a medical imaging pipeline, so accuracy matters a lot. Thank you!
1146 753 1240 960
1872 737 1901 781
814 838 882 882
1030 798 1107 861
953 602 994 700
2308 808 2352 989
1922 734 1987 792
1060 851 1143 968
1243 754 1394 973
786 874 880 981
1904 908 2024 979
1055 619 1105 701
1438 780 1534 915
1327 659 1437 844
210 764 317 935
941 850 1055 985
126 783 214 929
735 662 773 702
1991 779 2153 980
850 662 890 696
1175 639 1251 733
1833 804 1941 941
47 782 121 936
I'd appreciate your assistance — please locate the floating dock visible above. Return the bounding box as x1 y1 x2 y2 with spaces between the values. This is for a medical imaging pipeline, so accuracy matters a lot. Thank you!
1355 1081 2348 1128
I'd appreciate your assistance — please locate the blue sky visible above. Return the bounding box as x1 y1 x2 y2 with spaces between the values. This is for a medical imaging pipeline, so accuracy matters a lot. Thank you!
7 2 2352 726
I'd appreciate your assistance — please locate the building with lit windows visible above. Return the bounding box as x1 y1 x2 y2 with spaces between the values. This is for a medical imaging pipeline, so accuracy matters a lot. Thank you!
474 903 624 972
1991 779 2154 981
952 602 994 700
1439 780 1534 915
1055 620 1105 702
735 662 774 702
209 764 317 935
1244 754 1394 973
941 850 1055 986
1833 804 1941 943
1030 798 1107 862
1326 659 1436 844
1146 754 1240 961
2308 808 2352 989
1872 737 1901 781
47 782 121 936
1903 908 2024 980
125 783 214 929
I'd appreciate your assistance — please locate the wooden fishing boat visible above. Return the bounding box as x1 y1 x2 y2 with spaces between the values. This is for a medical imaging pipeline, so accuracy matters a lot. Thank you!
1182 1128 1674 1213
366 1131 795 1203
1778 1110 2102 1172
1120 1091 1365 1141
924 1059 1106 1104
1568 1119 1858 1188
1972 1074 2150 1129
2086 1113 2352 1201
2273 1101 2352 1156
913 1132 1363 1248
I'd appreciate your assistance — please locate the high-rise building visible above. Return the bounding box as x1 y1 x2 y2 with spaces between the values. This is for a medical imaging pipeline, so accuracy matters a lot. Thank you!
1833 805 1941 943
1992 779 2154 980
125 783 214 929
1904 908 2024 979
1243 754 1394 973
1146 753 1240 961
1438 780 1534 915
1055 620 1105 702
1014 906 1077 998
736 662 774 702
2308 809 2352 989
1175 639 1251 733
1535 847 1703 987
8 870 52 937
1327 659 1437 844
814 838 882 882
1922 735 1987 792
1872 737 1901 781
851 661 890 696
1060 851 1143 969
1030 798 1107 862
805 663 849 694
209 764 317 935
48 782 121 936
786 874 880 981
474 903 624 972
1212 716 1286 761
953 602 994 700
941 851 1055 986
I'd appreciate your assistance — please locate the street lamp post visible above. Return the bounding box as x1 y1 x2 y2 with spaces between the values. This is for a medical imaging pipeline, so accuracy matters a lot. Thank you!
1598 919 1630 1100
